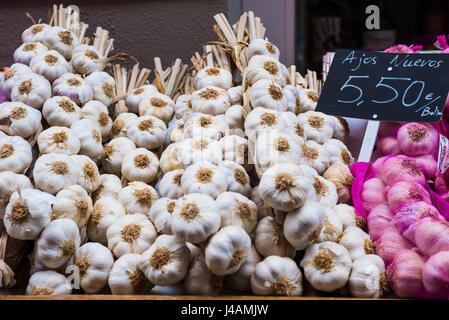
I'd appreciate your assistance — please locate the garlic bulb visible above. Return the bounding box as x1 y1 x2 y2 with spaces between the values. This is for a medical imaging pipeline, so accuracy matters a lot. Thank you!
220 135 248 168
323 139 354 166
22 24 52 43
228 245 261 292
258 163 311 212
42 26 80 59
301 241 352 292
190 86 231 115
33 153 80 194
171 193 220 244
0 171 32 218
299 140 330 174
244 107 287 137
70 45 105 75
334 204 364 230
4 188 56 240
170 119 186 144
245 55 288 86
283 201 326 250
308 176 338 208
139 234 190 285
0 63 32 98
92 174 122 203
255 216 295 258
349 254 389 298
0 102 42 137
121 148 159 183
194 66 232 90
205 226 251 276
70 119 103 159
73 242 114 293
0 135 32 173
227 85 243 105
110 112 138 139
184 113 228 140
118 181 158 215
85 71 116 107
87 197 126 244
251 256 303 296
108 253 152 295
53 73 94 106
255 130 302 174
338 226 375 261
81 100 112 140
322 163 354 204
298 111 335 144
181 162 227 199
332 116 350 142
216 192 257 233
246 39 280 60
316 207 343 243
174 94 192 120
26 271 71 295
250 187 268 221
42 96 82 127
366 204 392 241
159 142 182 173
106 213 157 258
10 72 51 109
218 161 251 196
177 136 222 168
139 92 175 124
127 115 167 150
101 137 136 175
184 253 224 295
283 85 301 114
36 218 80 268
126 85 159 114
52 185 93 228
159 169 184 199
224 105 245 132
297 89 319 112
14 42 48 65
30 50 71 82
148 198 176 234
71 155 100 193
397 122 438 156
37 126 80 155
249 79 288 111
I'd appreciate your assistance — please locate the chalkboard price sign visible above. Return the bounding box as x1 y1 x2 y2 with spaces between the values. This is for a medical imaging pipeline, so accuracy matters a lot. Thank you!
316 49 449 122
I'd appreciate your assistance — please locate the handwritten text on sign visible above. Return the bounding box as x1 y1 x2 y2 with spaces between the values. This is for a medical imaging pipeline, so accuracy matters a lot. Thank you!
316 49 449 122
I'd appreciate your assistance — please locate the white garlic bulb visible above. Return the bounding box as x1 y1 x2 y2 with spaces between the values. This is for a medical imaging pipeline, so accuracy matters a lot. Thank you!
37 126 80 155
14 42 48 65
0 135 32 173
30 50 71 82
158 169 184 199
348 254 389 298
53 73 94 106
139 234 190 286
171 193 220 244
250 79 288 111
338 226 375 261
316 207 343 243
300 241 352 292
297 89 319 112
10 73 51 109
0 171 32 218
70 45 105 75
108 253 152 294
81 100 112 140
4 188 56 240
36 218 80 269
52 185 93 228
184 113 228 140
283 85 301 114
194 66 232 90
246 39 280 61
244 107 287 138
331 116 350 142
125 85 159 114
218 161 251 197
190 86 231 116
228 245 261 292
184 253 224 295
255 216 295 258
258 163 311 212
101 137 136 175
22 24 52 43
148 197 177 234
245 55 288 87
220 135 248 168
110 112 138 139
323 139 354 167
169 119 186 143
85 71 116 107
0 63 32 98
224 104 245 131
106 213 157 258
0 101 42 137
71 155 100 193
205 226 251 276
174 94 192 120
216 192 257 233
127 115 167 150
118 181 158 215
250 186 268 221
87 197 126 244
334 204 364 230
283 200 326 250
181 162 227 199
70 119 103 159
177 136 222 168
159 142 182 173
251 256 303 296
92 174 122 203
73 242 114 293
121 148 159 183
227 85 243 105
139 92 175 124
42 26 80 59
299 140 330 174
308 176 338 208
42 96 82 127
298 111 335 144
26 271 71 295
33 153 80 194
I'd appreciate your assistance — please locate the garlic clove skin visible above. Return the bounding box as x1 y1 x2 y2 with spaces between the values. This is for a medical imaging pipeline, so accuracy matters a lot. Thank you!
190 86 231 115
216 192 257 233
205 226 251 276
169 119 186 143
127 115 167 150
218 161 252 197
121 148 159 184
0 101 42 138
42 96 82 127
37 218 81 269
301 241 352 292
316 207 343 243
92 174 122 203
251 256 303 296
174 94 193 120
249 79 288 112
334 204 365 231
22 24 52 43
338 226 375 261
139 234 190 286
244 107 287 138
26 270 71 295
70 45 105 75
73 242 114 293
42 26 80 60
296 89 320 113
10 72 51 110
139 92 175 124
118 181 159 215
246 39 280 61
323 139 354 167
181 162 227 199
299 140 330 175
158 169 184 199
227 86 243 105
322 163 354 205
0 63 32 99
38 126 80 155
110 112 138 139
0 134 33 174
255 216 295 258
30 50 71 82
108 253 153 295
85 71 116 107
148 197 177 234
87 197 126 244
366 204 393 241
184 253 224 295
184 113 228 140
14 42 49 65
348 254 389 298
53 73 95 106
245 55 288 87
70 119 103 159
194 66 233 90
219 135 249 170
283 201 326 251
106 213 157 258
126 85 159 114
308 176 338 208
177 136 223 168
52 185 93 228
159 142 182 173
0 171 32 219
81 100 112 140
71 155 101 194
331 116 350 142
360 178 387 214
101 137 136 175
224 104 245 130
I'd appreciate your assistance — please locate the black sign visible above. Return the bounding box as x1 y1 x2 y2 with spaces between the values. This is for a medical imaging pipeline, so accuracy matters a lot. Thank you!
316 49 449 122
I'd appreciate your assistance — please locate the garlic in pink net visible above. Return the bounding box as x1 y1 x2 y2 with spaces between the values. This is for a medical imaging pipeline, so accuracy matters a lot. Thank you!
377 135 401 156
384 44 422 53
380 155 426 186
396 123 438 156
360 178 387 214
415 219 449 257
386 181 431 210
434 171 449 196
414 154 438 180
422 251 449 299
367 204 394 241
375 227 413 266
